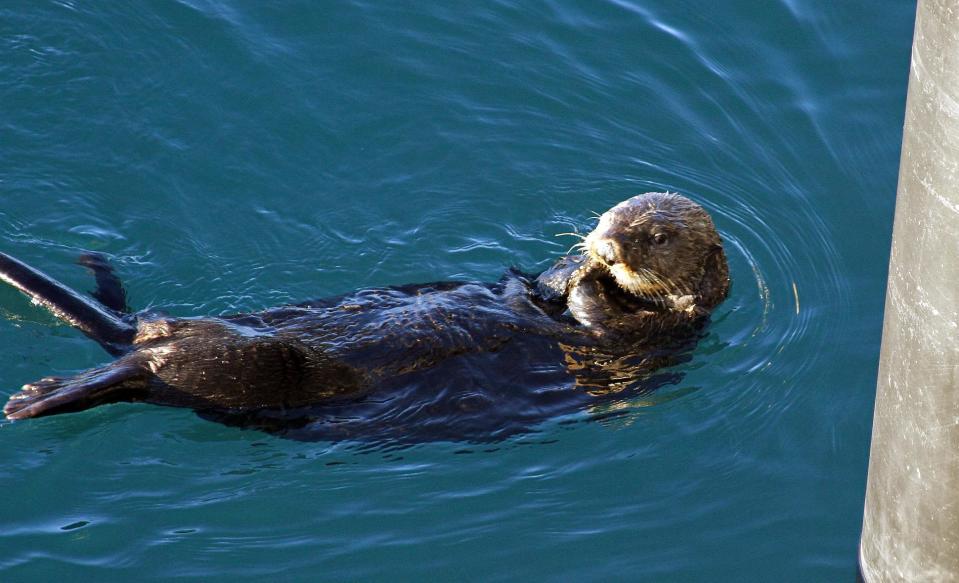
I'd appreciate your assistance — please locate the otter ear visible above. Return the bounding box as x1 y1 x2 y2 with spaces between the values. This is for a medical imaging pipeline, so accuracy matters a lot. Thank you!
697 244 730 310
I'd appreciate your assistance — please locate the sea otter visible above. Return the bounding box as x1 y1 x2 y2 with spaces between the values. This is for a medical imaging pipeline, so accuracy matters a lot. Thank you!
1 193 729 441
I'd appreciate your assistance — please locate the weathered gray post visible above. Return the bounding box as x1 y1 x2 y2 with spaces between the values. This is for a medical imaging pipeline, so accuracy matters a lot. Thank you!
859 0 959 581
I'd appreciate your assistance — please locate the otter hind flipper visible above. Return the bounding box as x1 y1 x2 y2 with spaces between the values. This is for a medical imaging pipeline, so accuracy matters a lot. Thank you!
0 252 136 356
78 252 130 314
3 363 145 420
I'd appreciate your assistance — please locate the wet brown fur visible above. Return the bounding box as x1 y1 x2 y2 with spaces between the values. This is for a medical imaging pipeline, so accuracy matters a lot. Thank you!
2 192 730 439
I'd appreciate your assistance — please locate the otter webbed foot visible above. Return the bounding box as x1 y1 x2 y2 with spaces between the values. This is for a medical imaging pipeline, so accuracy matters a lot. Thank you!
4 363 147 420
77 252 131 315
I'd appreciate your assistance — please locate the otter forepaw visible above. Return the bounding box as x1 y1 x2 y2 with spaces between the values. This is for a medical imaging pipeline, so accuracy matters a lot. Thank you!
667 295 709 319
668 294 696 311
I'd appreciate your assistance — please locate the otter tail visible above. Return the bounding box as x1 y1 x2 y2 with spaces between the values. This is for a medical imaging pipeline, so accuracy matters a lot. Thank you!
3 363 145 420
0 251 136 356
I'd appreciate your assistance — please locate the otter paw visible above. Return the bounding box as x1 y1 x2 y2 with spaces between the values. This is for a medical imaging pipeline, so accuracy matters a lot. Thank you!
668 294 696 311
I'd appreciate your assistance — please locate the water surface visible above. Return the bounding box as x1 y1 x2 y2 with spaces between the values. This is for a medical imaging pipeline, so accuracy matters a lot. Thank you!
0 1 914 580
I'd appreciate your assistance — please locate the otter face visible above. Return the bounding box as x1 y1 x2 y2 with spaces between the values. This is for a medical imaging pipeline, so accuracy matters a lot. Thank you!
583 193 724 302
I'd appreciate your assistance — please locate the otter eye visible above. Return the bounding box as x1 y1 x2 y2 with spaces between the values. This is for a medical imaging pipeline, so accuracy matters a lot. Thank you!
651 232 669 246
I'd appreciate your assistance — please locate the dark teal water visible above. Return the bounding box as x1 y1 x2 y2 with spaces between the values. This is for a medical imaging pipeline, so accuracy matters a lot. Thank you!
0 1 914 580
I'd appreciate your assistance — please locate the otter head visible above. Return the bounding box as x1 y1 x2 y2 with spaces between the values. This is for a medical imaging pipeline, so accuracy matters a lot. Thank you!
583 192 729 310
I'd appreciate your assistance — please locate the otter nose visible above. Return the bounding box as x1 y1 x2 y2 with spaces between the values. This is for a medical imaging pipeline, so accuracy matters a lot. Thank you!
595 238 621 266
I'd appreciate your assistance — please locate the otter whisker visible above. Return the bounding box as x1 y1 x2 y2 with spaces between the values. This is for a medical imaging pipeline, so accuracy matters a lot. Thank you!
637 268 671 298
644 268 687 297
654 271 695 297
608 264 668 300
611 264 695 303
566 241 589 256
555 231 589 256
